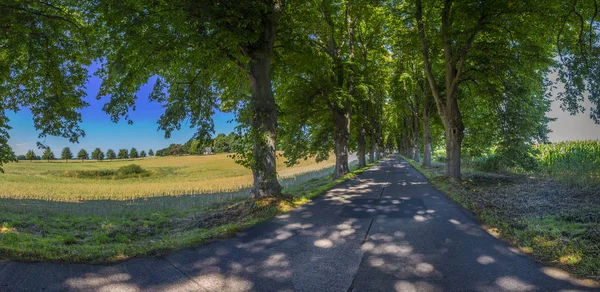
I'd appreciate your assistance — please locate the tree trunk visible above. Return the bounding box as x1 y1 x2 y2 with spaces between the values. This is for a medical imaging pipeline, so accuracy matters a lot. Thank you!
246 3 282 199
358 124 366 168
333 109 350 178
248 57 282 198
422 111 432 167
443 99 464 180
369 134 375 163
413 143 420 162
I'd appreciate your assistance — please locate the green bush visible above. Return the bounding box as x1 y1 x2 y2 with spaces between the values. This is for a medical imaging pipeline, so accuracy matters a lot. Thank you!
56 164 149 179
473 154 504 172
117 164 146 175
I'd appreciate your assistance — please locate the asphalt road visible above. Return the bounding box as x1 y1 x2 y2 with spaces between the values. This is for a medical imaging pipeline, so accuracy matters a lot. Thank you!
1 156 598 291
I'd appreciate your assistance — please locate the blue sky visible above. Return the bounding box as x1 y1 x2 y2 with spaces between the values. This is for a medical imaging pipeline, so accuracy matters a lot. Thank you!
7 65 238 155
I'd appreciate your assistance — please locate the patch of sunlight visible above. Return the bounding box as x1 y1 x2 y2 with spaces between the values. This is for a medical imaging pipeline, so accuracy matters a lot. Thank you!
0 226 16 233
314 239 333 248
560 254 582 265
449 219 461 225
495 276 536 291
476 255 496 265
415 262 435 273
413 215 428 222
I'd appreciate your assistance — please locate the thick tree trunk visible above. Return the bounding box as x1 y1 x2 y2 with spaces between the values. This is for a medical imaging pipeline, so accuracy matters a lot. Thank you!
358 125 366 168
248 57 282 198
333 109 350 178
443 99 464 180
445 127 462 179
422 112 432 167
245 3 282 199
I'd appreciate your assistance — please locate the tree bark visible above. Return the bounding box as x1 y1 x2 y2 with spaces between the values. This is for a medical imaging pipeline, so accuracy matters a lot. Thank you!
369 133 375 163
422 109 432 167
412 116 420 162
442 98 464 179
247 3 283 198
358 124 366 167
333 108 350 178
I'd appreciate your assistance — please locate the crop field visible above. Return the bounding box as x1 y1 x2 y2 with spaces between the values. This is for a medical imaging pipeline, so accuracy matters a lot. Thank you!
534 140 600 186
0 154 338 202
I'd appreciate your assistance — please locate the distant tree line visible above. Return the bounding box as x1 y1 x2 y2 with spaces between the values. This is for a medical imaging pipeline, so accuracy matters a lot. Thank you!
16 132 240 161
17 147 154 162
155 132 241 157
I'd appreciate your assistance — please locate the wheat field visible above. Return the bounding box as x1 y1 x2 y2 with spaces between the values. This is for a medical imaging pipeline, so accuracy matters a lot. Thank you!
0 154 337 201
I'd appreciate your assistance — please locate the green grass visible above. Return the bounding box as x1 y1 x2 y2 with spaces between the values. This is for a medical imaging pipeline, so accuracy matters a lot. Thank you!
404 156 600 279
0 159 377 263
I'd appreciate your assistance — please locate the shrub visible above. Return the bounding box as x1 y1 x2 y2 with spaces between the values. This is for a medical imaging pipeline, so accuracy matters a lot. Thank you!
118 164 145 175
56 164 149 179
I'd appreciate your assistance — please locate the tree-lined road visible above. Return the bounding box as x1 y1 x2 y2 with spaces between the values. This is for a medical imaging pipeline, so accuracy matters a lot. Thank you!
1 156 598 291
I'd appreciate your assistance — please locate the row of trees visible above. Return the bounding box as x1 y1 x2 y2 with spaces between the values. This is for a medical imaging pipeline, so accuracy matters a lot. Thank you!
154 133 242 157
20 148 154 162
2 0 598 196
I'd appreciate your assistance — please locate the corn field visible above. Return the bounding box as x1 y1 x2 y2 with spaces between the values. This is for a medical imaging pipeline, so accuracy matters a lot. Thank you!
534 140 600 186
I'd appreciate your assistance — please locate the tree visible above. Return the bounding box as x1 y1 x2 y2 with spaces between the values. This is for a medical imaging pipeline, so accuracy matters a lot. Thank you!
129 148 139 159
118 149 129 160
77 149 89 161
0 1 93 172
106 149 116 160
213 133 231 153
92 0 285 197
413 0 557 179
278 0 387 177
140 150 146 158
61 147 73 162
554 1 600 124
42 148 55 162
168 144 184 156
148 149 154 157
25 150 36 162
91 148 104 161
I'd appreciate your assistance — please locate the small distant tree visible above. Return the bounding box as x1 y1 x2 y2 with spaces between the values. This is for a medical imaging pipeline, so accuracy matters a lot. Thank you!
77 149 89 161
140 150 146 158
148 149 154 157
25 150 36 162
129 148 139 159
91 148 104 161
42 148 55 162
106 149 116 160
17 155 26 160
61 147 73 162
118 149 129 159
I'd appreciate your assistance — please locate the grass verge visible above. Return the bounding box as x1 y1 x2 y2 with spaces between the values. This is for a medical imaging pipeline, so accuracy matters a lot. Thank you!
0 160 379 263
402 156 600 279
